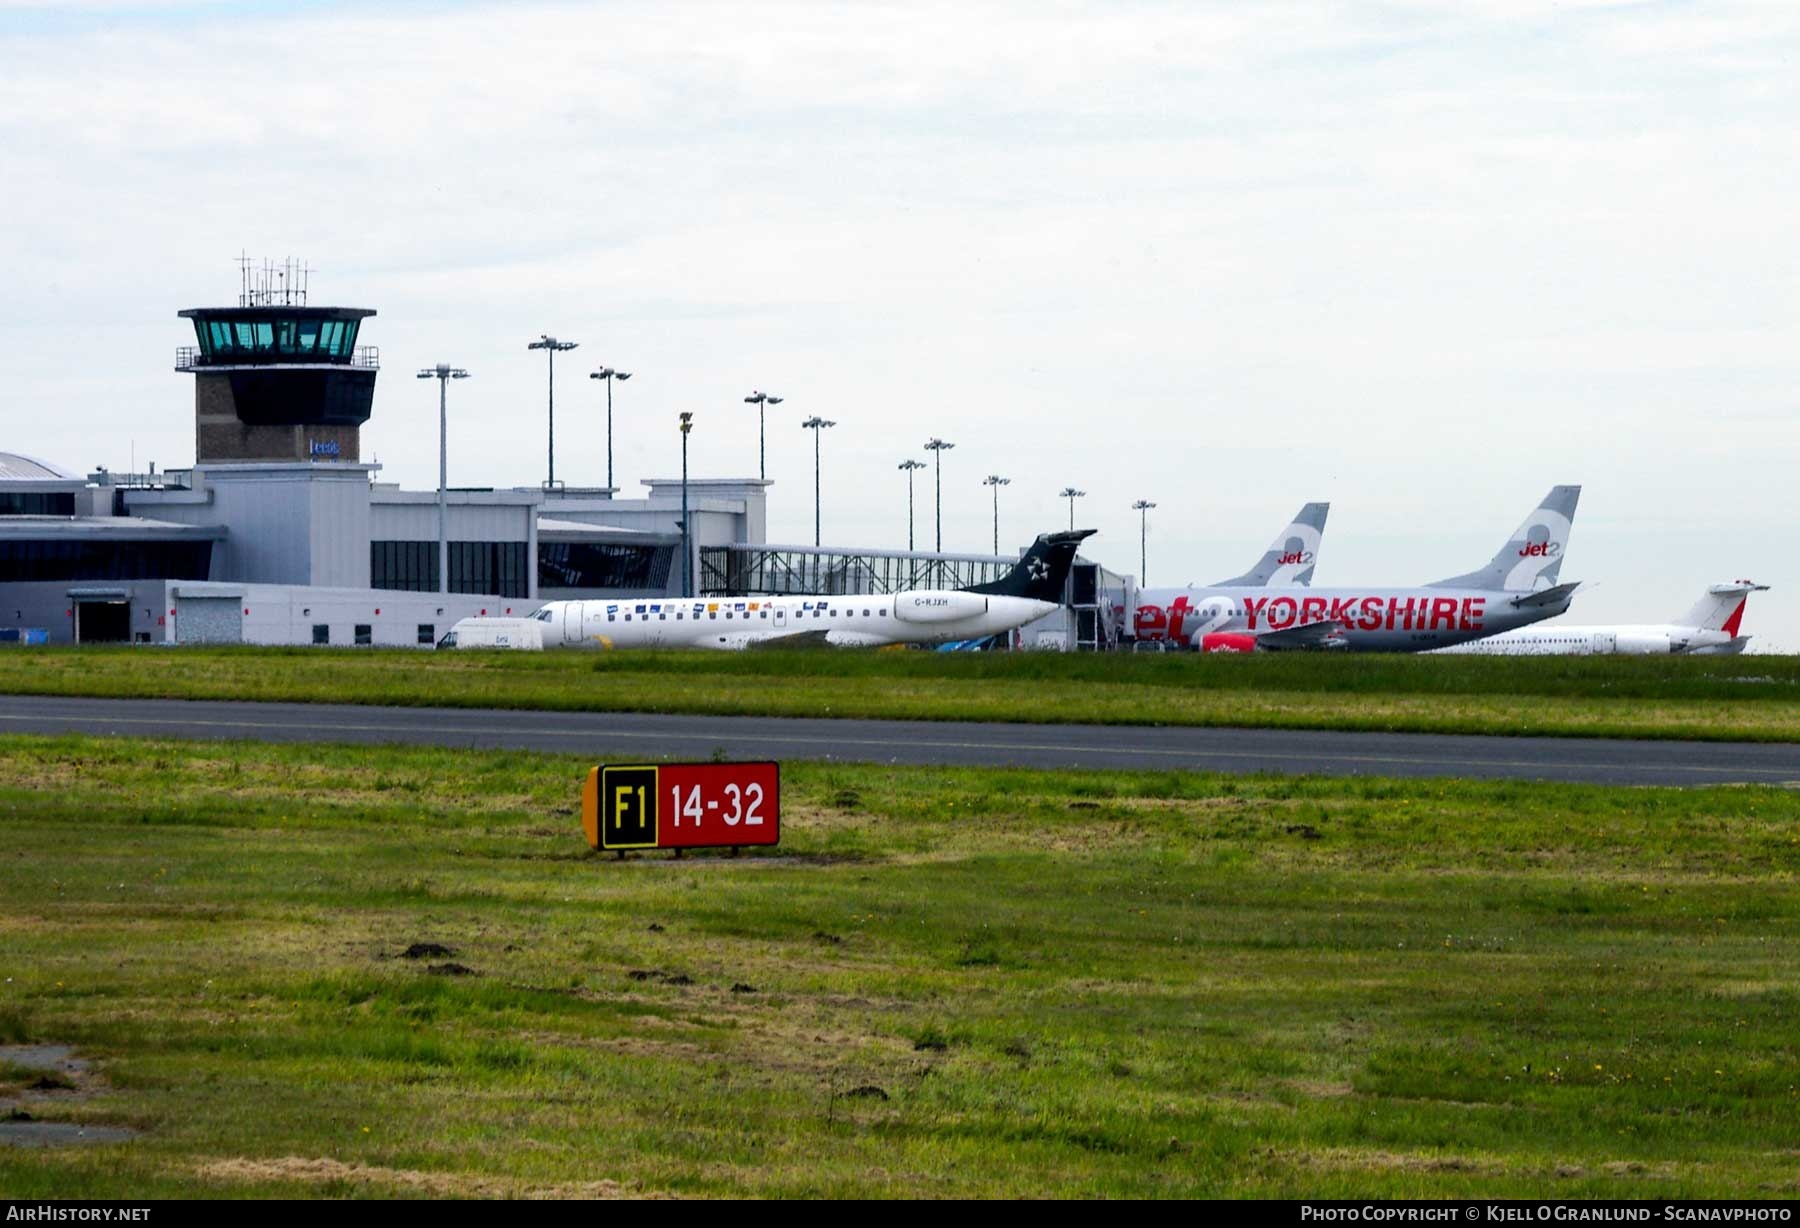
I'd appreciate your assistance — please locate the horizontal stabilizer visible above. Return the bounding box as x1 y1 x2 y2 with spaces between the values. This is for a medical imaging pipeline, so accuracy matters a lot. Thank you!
1508 580 1581 610
1254 618 1348 651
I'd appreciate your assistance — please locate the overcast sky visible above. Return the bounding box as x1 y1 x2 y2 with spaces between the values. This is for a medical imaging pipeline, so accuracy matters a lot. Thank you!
3 1 1796 645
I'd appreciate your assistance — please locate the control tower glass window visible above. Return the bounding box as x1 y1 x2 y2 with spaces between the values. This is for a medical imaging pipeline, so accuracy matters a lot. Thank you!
189 314 361 362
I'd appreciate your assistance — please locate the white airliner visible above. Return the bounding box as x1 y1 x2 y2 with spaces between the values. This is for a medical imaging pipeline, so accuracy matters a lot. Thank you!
507 529 1093 651
1439 580 1767 656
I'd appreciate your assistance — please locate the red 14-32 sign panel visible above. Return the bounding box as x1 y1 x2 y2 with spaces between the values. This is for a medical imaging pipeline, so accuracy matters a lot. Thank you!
582 762 781 851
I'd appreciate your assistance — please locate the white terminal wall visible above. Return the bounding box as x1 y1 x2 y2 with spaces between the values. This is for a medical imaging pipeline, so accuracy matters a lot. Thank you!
122 464 544 595
124 463 377 588
0 580 526 647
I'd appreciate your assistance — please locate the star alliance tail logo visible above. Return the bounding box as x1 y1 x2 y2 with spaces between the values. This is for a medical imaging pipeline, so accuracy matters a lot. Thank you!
1028 557 1050 581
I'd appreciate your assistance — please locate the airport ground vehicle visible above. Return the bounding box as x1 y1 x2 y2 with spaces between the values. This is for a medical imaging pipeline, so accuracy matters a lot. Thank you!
439 617 544 651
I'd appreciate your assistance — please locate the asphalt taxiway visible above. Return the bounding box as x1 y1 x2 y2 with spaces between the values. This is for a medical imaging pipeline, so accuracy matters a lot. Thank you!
0 694 1790 786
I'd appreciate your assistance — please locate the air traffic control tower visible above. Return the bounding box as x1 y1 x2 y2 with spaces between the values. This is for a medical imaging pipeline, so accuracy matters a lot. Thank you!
175 259 377 464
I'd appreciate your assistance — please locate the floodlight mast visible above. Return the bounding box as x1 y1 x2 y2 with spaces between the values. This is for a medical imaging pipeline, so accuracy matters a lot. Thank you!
744 391 783 481
982 474 1011 556
801 415 836 547
589 366 632 492
416 365 471 595
527 334 578 488
1132 499 1157 584
924 437 954 554
679 412 695 596
898 459 926 552
1059 487 1086 532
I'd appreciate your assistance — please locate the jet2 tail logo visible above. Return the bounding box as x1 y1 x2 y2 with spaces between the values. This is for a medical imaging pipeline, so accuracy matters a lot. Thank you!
1517 541 1560 558
1276 550 1314 566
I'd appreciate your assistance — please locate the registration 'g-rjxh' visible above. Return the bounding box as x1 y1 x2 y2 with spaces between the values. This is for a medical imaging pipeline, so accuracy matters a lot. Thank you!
531 529 1093 650
1133 486 1583 652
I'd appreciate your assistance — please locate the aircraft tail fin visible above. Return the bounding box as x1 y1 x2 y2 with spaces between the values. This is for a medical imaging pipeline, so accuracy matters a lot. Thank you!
965 529 1094 603
1429 485 1581 591
1212 501 1329 587
1678 580 1767 634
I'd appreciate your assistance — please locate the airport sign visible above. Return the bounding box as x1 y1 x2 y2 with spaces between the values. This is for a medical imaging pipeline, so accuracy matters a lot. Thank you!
582 762 781 852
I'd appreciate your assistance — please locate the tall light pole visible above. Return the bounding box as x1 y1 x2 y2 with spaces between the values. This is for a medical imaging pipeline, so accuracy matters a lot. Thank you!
588 366 632 492
1132 499 1157 584
924 437 954 553
898 459 926 551
743 391 782 481
983 474 1010 556
801 415 836 547
528 334 577 489
1059 487 1086 532
679 412 694 597
416 364 470 594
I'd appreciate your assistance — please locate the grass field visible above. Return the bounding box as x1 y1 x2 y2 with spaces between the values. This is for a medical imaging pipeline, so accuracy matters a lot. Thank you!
3 645 1800 742
2 735 1798 1197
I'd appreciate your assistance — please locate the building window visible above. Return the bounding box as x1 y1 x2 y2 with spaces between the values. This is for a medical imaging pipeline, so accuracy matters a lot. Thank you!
354 624 372 646
0 538 212 582
0 492 77 517
370 541 437 593
371 540 530 599
538 541 673 591
312 624 329 645
417 624 434 645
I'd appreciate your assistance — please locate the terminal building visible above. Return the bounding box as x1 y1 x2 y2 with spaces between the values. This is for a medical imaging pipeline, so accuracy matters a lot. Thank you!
0 270 1124 649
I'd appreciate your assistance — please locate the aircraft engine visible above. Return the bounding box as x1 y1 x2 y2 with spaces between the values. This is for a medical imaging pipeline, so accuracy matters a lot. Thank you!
1197 632 1258 654
1614 632 1674 655
893 592 989 624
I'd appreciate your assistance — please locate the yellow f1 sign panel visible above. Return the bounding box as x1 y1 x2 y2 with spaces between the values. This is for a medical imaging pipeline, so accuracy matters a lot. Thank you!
581 762 781 853
583 765 659 850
